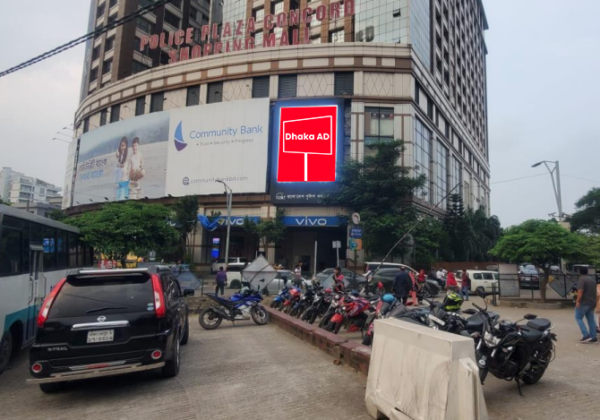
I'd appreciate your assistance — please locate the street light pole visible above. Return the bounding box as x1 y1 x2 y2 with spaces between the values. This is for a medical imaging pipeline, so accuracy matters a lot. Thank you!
216 180 233 268
532 160 563 221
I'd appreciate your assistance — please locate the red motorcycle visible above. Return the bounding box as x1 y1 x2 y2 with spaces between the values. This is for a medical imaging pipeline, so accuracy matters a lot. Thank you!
281 287 302 314
325 294 371 334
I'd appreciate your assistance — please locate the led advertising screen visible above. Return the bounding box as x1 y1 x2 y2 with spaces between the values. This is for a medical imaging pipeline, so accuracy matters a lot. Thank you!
271 99 345 204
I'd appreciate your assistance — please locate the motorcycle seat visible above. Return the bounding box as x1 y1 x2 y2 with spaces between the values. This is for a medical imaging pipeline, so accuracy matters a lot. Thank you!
520 326 544 343
465 314 485 332
526 318 551 331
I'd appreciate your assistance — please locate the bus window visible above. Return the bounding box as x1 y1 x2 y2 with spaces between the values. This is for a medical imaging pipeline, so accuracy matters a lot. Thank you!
21 220 30 273
57 230 68 268
69 233 78 267
43 226 57 270
0 228 22 275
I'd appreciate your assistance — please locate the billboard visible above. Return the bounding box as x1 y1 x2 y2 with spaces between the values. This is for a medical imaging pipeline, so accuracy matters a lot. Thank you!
271 99 345 204
71 99 270 206
166 99 270 196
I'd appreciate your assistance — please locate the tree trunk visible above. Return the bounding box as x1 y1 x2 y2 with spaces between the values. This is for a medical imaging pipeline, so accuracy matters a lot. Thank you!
539 267 548 302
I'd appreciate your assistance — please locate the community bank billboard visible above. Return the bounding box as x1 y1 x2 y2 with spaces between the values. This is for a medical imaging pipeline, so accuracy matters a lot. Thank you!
71 99 269 205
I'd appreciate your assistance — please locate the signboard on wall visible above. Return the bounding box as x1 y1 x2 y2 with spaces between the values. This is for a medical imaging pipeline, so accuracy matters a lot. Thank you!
271 99 345 204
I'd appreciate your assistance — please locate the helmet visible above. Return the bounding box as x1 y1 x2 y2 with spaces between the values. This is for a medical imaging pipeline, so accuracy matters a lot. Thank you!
382 294 396 304
377 282 384 290
240 287 252 296
442 291 463 312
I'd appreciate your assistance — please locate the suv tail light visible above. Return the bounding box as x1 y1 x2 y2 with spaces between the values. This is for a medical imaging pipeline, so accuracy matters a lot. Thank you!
31 363 43 373
37 278 67 328
151 274 166 318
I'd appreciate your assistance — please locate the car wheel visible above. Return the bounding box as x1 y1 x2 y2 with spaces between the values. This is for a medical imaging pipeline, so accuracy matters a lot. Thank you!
0 330 13 376
39 382 66 393
161 332 180 378
476 287 486 296
180 315 190 345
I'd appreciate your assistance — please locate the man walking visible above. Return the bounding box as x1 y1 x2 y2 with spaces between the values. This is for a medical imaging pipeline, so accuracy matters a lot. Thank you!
215 267 227 296
575 268 598 343
461 270 470 301
393 266 412 305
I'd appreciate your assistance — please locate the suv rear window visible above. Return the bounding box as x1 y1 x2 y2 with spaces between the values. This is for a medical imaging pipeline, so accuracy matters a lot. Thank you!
49 274 154 318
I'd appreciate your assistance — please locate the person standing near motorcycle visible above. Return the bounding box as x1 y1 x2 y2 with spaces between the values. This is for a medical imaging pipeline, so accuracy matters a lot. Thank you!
215 267 227 296
575 268 598 343
461 270 470 301
393 266 411 305
333 266 345 293
294 262 303 289
446 271 458 292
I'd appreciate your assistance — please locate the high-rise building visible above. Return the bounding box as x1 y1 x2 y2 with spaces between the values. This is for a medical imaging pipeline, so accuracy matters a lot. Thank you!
0 168 62 206
70 0 490 268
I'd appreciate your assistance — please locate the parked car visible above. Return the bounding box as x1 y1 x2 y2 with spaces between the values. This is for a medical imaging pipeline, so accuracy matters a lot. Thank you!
364 262 413 273
225 263 248 285
518 264 540 289
28 268 193 393
315 268 366 290
262 270 311 295
211 257 248 273
456 270 499 294
370 268 440 297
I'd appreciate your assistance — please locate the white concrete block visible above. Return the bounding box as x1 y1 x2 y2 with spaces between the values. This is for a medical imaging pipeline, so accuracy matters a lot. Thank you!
363 57 377 66
279 60 298 69
207 67 223 77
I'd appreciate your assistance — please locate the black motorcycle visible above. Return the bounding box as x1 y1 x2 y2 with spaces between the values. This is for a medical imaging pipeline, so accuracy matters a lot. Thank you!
301 288 331 324
464 293 557 394
290 286 316 318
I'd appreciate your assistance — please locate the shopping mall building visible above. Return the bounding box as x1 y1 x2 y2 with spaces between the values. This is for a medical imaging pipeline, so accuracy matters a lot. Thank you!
65 0 490 271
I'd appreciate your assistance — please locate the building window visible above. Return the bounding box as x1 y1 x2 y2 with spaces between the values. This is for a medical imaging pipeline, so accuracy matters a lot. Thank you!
436 142 448 209
102 59 113 74
107 14 117 27
365 107 394 144
414 118 432 202
135 37 150 56
135 96 145 116
160 51 170 65
330 29 345 44
170 0 182 9
92 46 101 61
132 60 150 74
164 10 181 29
90 67 98 82
105 36 115 51
253 7 264 22
272 1 284 14
252 76 269 98
97 3 105 18
334 72 354 96
110 104 121 123
83 117 90 133
207 82 223 104
427 98 434 119
150 92 164 113
137 17 154 34
278 75 297 98
100 109 108 126
254 31 263 46
186 85 200 106
310 35 321 44
109 0 118 8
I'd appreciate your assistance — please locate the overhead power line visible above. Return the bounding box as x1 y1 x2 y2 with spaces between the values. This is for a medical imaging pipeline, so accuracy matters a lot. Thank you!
491 173 546 185
0 0 172 78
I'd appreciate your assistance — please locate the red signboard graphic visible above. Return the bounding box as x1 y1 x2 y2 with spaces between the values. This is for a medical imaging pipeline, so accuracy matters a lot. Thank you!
278 106 337 182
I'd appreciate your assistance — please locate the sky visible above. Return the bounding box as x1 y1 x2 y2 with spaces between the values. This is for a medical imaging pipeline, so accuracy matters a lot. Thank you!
1 0 599 227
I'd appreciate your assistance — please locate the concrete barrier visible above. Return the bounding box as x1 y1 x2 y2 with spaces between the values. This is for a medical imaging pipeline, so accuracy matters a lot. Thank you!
365 318 488 420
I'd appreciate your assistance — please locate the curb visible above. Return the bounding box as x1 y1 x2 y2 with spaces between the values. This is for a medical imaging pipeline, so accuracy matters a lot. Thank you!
264 307 372 375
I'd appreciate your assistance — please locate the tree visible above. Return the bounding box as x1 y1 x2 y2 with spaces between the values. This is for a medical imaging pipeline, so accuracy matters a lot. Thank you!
570 188 600 234
67 201 179 267
412 216 449 267
0 198 11 206
243 209 287 253
489 219 586 301
330 140 426 261
47 209 66 221
171 195 199 261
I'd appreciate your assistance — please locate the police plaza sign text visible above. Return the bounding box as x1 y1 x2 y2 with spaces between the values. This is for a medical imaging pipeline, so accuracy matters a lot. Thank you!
139 0 355 64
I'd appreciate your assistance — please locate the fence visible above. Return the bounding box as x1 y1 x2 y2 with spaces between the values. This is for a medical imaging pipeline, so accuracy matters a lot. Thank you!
496 272 597 301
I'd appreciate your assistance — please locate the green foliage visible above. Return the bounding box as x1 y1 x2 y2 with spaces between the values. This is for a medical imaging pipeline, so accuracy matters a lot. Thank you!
570 188 600 234
331 140 426 260
67 201 179 264
171 195 199 259
490 219 586 301
413 216 448 266
47 209 66 221
243 209 287 250
0 198 11 206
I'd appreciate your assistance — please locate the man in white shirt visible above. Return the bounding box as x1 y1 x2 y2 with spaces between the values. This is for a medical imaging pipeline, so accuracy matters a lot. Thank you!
126 137 145 199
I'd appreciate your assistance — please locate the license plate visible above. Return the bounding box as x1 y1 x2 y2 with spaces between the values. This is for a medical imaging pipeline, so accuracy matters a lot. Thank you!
428 314 446 326
87 329 114 343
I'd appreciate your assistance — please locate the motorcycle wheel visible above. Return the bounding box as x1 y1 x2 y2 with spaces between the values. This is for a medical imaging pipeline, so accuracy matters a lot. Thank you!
301 309 312 322
289 307 298 317
270 300 279 309
362 334 373 346
296 307 306 318
319 313 333 328
251 306 269 325
326 321 342 334
283 305 292 314
522 342 552 385
308 311 318 325
199 308 223 330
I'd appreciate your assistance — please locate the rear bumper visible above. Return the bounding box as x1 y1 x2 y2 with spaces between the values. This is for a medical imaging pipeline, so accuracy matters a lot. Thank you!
26 362 165 384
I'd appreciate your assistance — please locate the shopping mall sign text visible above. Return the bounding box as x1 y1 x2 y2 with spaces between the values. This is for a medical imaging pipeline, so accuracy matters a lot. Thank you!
139 0 355 64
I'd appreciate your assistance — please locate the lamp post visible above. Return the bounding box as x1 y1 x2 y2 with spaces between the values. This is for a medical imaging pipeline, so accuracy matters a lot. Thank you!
216 179 233 268
532 160 563 221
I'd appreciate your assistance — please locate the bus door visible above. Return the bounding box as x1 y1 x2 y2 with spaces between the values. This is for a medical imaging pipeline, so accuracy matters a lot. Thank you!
26 245 44 342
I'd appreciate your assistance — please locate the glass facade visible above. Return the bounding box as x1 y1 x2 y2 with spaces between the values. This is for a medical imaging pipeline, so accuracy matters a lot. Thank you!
365 107 394 144
435 142 448 209
414 118 432 202
410 0 431 68
221 0 246 43
354 0 407 44
451 156 462 195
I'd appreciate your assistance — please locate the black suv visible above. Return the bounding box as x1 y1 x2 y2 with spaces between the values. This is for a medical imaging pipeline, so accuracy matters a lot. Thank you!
28 268 193 393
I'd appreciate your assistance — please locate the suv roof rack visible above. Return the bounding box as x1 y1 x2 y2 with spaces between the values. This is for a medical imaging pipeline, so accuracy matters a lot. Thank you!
74 268 150 275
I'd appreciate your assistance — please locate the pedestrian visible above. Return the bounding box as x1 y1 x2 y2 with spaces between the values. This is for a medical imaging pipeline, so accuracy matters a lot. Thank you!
575 268 598 343
333 266 345 293
461 269 470 301
171 259 182 276
596 282 600 334
294 262 303 288
436 267 445 282
393 266 412 305
446 271 458 292
409 270 418 306
418 269 427 284
215 266 227 296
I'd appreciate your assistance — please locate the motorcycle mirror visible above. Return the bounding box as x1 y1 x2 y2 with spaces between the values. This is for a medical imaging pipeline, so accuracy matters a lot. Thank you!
524 314 537 320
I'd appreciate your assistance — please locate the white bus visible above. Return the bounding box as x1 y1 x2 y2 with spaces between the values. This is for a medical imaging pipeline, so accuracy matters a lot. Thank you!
0 205 93 375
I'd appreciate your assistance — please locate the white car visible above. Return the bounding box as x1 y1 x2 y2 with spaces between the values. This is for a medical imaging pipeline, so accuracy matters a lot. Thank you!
224 263 247 285
211 257 248 274
261 270 311 295
456 270 499 294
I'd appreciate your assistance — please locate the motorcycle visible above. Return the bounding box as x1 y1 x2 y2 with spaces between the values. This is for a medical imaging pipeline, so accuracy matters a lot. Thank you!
281 287 302 314
362 293 397 346
302 288 332 324
270 286 291 310
326 294 371 334
199 287 269 330
318 292 343 328
464 291 557 394
290 286 316 318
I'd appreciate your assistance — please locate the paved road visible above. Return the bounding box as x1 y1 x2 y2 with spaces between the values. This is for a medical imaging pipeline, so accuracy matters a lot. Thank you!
0 321 371 420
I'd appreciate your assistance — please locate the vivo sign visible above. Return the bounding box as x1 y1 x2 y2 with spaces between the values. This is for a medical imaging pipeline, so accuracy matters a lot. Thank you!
281 216 342 227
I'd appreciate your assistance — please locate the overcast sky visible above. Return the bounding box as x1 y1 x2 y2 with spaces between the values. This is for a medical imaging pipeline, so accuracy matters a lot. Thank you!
1 0 599 227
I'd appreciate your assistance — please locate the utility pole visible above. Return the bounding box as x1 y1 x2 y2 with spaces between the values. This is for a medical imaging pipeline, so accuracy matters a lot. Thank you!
216 180 233 267
531 160 563 221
